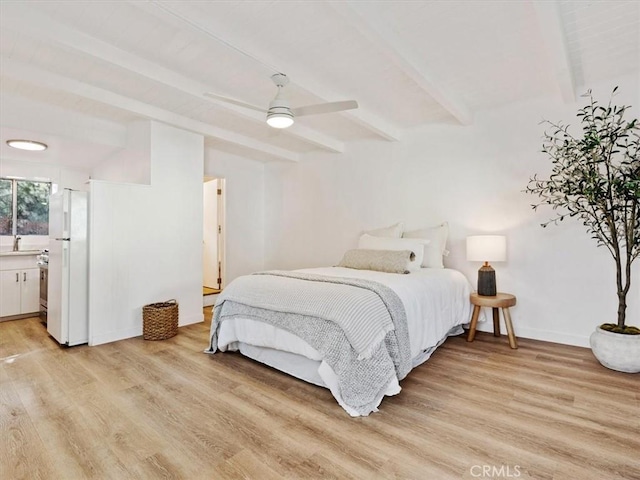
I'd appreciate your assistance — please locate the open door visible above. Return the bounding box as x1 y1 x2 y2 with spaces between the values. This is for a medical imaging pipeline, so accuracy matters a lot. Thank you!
203 178 225 298
216 178 226 290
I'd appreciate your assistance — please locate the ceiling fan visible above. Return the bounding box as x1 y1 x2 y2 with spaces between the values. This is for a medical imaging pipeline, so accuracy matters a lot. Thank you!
204 73 358 129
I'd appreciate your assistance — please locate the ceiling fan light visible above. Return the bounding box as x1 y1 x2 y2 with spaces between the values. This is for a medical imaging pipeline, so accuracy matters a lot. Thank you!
267 115 294 128
266 112 294 129
6 139 48 151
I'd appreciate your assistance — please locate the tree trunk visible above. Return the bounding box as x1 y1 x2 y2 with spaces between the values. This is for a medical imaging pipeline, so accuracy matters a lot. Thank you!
615 247 626 328
616 252 630 328
617 291 627 328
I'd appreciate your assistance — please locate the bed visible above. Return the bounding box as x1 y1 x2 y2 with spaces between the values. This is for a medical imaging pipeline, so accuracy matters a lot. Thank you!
206 265 474 416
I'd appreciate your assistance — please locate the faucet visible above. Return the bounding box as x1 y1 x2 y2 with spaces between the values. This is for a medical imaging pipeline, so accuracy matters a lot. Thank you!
13 236 21 252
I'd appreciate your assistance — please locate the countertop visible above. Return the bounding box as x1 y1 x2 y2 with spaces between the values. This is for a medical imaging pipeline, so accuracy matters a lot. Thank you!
0 250 42 257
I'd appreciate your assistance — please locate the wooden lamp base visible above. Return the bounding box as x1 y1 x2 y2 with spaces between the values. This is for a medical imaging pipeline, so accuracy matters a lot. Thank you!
477 262 496 296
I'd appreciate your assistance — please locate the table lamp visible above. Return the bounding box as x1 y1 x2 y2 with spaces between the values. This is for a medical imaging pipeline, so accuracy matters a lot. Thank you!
466 235 507 296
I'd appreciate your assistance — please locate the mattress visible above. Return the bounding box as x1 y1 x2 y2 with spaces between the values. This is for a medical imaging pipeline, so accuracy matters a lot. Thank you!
213 266 474 415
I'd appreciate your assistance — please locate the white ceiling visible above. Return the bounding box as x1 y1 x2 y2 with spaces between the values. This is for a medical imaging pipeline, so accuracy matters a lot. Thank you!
0 0 638 168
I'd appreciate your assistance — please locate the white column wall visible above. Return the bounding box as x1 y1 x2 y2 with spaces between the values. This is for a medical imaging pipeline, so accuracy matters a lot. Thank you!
88 121 203 345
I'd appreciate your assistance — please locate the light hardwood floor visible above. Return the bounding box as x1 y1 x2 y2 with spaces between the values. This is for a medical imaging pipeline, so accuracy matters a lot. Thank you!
1 310 638 480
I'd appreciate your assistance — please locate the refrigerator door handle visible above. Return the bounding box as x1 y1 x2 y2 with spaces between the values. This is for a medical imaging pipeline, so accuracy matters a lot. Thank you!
16 273 19 282
55 238 71 241
23 272 26 282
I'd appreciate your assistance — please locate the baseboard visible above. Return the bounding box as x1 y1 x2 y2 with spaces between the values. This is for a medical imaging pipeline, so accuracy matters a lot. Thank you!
0 311 39 322
179 312 203 326
474 323 590 348
89 313 204 346
203 294 218 307
518 326 590 348
89 326 141 346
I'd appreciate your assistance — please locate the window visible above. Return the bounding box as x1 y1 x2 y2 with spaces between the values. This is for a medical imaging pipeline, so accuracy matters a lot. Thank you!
0 178 51 236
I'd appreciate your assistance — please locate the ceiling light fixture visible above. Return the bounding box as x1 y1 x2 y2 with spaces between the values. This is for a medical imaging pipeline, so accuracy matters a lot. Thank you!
6 139 48 151
266 110 294 129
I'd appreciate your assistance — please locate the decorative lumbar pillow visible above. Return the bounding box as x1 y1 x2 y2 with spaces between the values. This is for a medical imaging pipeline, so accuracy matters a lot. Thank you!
357 234 428 271
364 222 404 238
403 222 449 268
338 249 415 274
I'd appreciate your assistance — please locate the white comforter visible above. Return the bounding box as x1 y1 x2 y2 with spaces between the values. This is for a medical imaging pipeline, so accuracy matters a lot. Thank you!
215 267 474 414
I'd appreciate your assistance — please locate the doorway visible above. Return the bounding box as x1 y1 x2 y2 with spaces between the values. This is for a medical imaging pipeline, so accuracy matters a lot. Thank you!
203 177 225 304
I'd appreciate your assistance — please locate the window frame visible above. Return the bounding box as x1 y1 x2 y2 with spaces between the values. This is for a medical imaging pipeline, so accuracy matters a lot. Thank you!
0 177 52 237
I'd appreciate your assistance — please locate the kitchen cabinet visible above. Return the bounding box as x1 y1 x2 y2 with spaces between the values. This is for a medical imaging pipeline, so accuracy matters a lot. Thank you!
0 252 41 318
0 268 40 317
0 270 21 316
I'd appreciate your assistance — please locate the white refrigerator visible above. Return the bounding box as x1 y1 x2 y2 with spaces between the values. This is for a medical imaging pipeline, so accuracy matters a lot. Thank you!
48 188 89 346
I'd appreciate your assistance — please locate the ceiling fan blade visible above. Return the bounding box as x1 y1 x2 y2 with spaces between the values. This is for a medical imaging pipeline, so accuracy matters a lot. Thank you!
291 100 358 117
203 92 267 113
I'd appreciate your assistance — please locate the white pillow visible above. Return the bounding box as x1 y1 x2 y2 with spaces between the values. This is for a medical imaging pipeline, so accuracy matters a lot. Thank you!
358 234 428 271
364 222 404 238
403 222 449 268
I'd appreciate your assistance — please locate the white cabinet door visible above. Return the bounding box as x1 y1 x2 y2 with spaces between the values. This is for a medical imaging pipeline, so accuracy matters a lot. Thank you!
0 270 22 317
21 268 40 314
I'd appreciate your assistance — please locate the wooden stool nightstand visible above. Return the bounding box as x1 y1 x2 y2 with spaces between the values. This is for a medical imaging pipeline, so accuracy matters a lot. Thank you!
467 292 518 349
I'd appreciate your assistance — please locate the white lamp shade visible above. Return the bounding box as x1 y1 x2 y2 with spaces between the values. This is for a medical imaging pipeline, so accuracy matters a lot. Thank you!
466 235 507 262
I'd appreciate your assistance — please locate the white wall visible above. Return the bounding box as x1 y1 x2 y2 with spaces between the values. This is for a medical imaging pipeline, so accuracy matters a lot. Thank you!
0 158 90 191
88 121 204 345
204 149 265 284
91 121 151 184
264 75 640 347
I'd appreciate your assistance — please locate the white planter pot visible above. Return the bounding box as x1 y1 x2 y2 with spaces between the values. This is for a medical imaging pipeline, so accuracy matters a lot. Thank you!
589 327 640 373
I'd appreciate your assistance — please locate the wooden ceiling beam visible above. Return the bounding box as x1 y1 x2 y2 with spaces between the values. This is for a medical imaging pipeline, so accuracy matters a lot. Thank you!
532 0 576 103
328 1 473 126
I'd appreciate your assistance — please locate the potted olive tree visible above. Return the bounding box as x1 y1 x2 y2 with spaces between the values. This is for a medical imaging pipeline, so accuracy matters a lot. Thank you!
527 87 640 373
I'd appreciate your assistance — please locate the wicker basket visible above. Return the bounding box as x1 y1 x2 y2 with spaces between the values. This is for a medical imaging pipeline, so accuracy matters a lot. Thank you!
142 299 178 340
